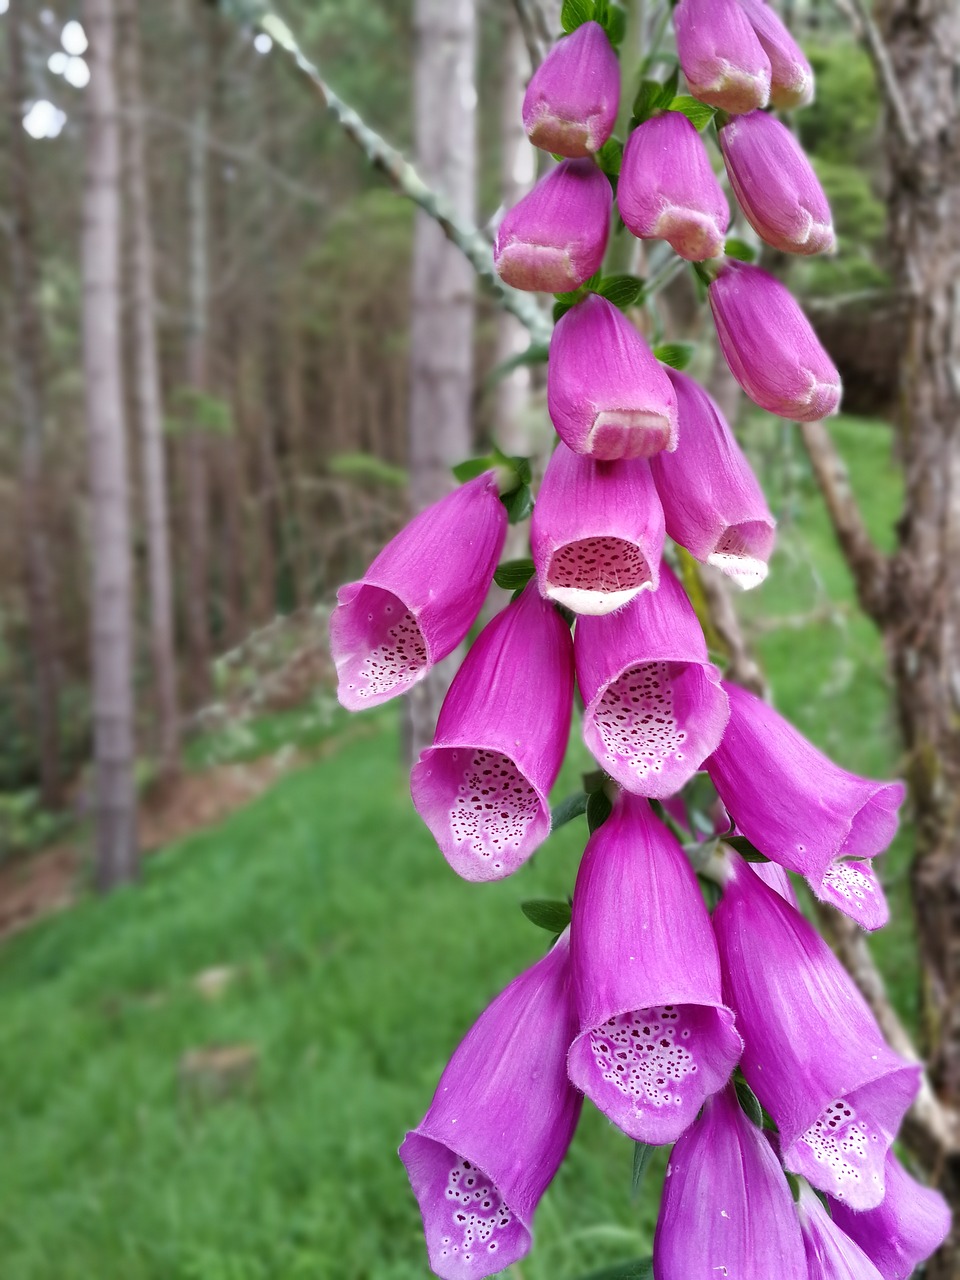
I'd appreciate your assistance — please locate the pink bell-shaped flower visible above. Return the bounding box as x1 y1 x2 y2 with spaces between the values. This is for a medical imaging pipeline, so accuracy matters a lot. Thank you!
653 1082 808 1279
547 294 678 460
707 680 904 924
410 582 574 881
494 159 611 293
709 259 842 420
674 0 771 113
530 442 664 615
713 854 921 1211
738 0 815 109
522 21 620 158
568 791 742 1143
400 930 582 1280
650 368 775 589
331 473 507 710
720 109 835 255
829 1150 951 1279
575 564 729 798
618 111 730 261
798 1181 886 1279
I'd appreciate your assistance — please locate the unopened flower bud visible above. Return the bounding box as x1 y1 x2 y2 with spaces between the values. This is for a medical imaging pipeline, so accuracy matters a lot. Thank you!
738 0 815 109
522 21 620 158
720 110 834 255
618 112 729 261
674 0 771 114
708 260 841 420
547 294 678 460
494 159 610 293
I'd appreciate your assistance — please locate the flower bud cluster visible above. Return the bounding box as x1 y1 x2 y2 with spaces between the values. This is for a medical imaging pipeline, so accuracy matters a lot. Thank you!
329 10 948 1280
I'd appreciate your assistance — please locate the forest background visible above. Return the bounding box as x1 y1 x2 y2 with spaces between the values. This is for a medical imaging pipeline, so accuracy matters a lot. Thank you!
1 0 959 1278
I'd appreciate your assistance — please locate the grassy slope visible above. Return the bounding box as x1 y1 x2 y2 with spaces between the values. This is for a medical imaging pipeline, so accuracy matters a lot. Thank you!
0 415 908 1279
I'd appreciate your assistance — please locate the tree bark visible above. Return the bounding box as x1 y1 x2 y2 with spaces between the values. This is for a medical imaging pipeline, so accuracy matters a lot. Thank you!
7 1 63 810
404 0 478 759
119 0 181 776
82 0 139 889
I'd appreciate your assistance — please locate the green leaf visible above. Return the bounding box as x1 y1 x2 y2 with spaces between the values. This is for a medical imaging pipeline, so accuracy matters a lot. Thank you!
595 136 624 177
668 94 717 131
631 1141 655 1195
734 1073 765 1129
493 558 536 590
586 789 613 833
521 899 572 933
452 457 493 483
598 273 644 309
577 1259 654 1280
490 446 532 485
724 237 757 262
631 77 670 125
724 834 769 863
484 342 549 386
553 299 574 323
501 483 534 524
603 3 627 46
561 0 593 32
653 341 696 370
550 791 589 830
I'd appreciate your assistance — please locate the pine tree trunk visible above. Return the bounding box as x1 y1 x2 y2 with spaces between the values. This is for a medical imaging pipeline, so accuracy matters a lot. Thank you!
404 0 478 760
875 2 960 1270
7 2 63 810
82 0 139 889
118 0 181 776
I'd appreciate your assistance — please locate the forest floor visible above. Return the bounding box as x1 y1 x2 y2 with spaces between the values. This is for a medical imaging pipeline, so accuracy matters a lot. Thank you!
0 415 916 1280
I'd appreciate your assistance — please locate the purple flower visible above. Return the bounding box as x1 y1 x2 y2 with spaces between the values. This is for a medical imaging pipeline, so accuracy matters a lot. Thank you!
494 159 610 293
548 294 678 460
674 0 771 114
653 1082 808 1279
738 0 815 109
750 857 799 907
709 259 841 420
707 680 905 922
713 855 921 1210
331 473 507 710
530 442 664 615
400 931 582 1280
522 21 620 158
410 582 574 881
618 112 730 261
819 858 890 932
568 791 742 1143
575 564 729 798
720 110 835 255
798 1182 886 1279
650 368 776 589
830 1150 951 1279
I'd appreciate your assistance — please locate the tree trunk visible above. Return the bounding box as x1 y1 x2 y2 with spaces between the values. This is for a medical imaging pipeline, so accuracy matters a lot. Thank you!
875 2 960 1270
7 1 63 810
82 0 139 889
119 0 181 776
404 0 478 760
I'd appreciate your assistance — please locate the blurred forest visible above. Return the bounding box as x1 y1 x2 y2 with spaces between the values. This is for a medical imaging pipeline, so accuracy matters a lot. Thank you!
2 0 960 1277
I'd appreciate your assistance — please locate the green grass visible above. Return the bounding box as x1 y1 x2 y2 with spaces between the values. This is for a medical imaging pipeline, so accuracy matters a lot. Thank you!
0 412 913 1279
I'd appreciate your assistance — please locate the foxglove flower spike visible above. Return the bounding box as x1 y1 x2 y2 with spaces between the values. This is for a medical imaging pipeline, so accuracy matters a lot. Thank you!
331 473 507 710
674 0 772 113
522 21 620 158
411 582 574 881
568 791 742 1143
530 442 664 615
400 931 582 1280
738 0 815 109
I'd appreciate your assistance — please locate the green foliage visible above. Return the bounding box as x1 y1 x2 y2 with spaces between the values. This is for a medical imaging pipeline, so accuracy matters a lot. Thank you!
520 898 572 933
0 790 71 862
666 95 715 131
798 42 880 167
493 558 536 590
652 342 695 371
168 389 235 437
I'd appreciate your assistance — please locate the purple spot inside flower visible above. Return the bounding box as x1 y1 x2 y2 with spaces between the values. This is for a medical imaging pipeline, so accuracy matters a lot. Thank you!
793 1098 885 1204
592 661 687 781
588 1004 701 1110
340 585 428 701
548 536 652 598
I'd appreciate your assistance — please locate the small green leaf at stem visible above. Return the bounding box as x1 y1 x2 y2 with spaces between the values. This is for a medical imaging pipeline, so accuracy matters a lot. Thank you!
724 237 757 263
587 789 613 833
521 899 572 933
668 94 717 131
501 483 534 524
452 457 492 483
550 790 589 830
734 1072 765 1129
596 137 624 177
554 299 574 323
561 0 594 32
494 558 536 590
632 1141 655 1195
653 341 696 370
724 834 769 862
598 273 644 309
602 3 627 46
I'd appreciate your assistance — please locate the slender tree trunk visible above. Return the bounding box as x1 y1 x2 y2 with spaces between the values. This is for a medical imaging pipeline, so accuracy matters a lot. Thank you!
873 3 960 1269
404 0 478 759
7 2 63 810
82 0 139 889
118 0 181 775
